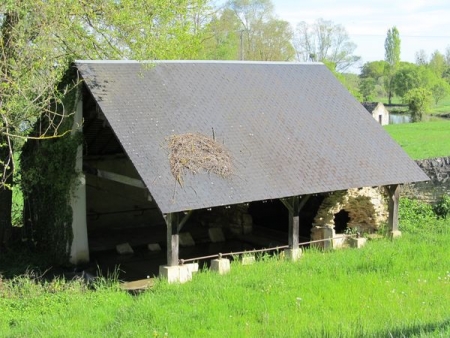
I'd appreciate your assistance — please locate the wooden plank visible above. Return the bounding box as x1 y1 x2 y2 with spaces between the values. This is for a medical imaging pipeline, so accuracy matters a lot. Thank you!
164 213 180 266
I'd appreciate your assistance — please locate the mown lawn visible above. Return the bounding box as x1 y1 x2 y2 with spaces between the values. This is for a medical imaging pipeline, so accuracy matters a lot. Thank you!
1 200 450 337
384 120 450 159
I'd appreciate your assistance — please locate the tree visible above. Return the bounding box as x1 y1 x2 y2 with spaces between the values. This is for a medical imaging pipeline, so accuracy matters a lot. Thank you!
0 0 208 252
220 0 295 61
403 88 432 122
429 50 446 77
293 18 360 71
200 8 242 60
359 78 376 102
384 26 401 104
431 78 450 104
360 61 387 80
415 49 428 65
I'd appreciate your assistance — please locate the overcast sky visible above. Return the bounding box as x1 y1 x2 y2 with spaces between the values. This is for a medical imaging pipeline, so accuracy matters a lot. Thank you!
272 0 450 71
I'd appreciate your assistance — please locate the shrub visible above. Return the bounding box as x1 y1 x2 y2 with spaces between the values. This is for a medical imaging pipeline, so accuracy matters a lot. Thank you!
399 198 435 233
433 194 450 219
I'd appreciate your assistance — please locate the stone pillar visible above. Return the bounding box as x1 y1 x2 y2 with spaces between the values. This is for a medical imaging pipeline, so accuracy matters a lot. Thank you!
70 94 89 264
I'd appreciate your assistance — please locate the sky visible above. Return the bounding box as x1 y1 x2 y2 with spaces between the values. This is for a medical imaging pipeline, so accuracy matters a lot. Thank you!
271 0 450 72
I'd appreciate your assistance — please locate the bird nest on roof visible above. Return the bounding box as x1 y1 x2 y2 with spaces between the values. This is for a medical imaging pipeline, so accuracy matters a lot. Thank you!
168 132 232 186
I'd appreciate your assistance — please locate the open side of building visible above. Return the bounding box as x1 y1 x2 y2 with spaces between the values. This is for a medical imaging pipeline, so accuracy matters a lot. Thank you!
68 61 428 281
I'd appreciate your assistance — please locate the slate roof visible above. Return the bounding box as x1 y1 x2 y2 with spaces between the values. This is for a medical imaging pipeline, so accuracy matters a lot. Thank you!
75 61 429 214
362 102 388 113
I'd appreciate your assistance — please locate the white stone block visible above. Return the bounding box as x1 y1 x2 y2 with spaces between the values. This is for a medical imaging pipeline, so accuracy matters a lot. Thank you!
208 228 225 243
116 242 134 255
390 230 402 238
185 263 199 274
241 255 255 265
147 243 161 252
179 232 195 247
159 265 192 284
284 248 302 261
348 237 367 248
211 258 231 275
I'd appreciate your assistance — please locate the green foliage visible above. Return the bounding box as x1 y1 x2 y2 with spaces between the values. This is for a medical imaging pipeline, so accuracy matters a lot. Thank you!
430 78 450 104
384 26 401 104
359 77 376 101
20 131 81 264
360 60 387 80
398 198 435 233
433 194 450 219
403 87 433 122
203 0 295 61
384 120 450 159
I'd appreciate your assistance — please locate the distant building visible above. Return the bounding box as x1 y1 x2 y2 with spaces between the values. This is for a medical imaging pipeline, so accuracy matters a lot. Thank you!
362 102 390 125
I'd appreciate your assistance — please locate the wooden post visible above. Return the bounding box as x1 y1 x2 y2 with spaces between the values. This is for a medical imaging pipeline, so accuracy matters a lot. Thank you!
281 195 310 249
164 213 180 266
386 185 400 234
288 197 299 249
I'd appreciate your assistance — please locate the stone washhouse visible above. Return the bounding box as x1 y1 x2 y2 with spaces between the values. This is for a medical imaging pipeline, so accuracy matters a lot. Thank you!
61 61 428 282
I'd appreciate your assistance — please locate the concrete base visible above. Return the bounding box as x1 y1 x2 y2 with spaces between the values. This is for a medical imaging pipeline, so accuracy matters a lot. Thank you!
348 237 367 248
185 263 199 274
390 230 402 238
332 234 346 249
211 258 231 275
284 248 302 261
159 265 192 284
241 255 256 265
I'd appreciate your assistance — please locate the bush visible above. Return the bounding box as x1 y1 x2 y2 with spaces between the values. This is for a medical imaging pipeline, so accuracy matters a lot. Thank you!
433 194 450 219
399 198 435 233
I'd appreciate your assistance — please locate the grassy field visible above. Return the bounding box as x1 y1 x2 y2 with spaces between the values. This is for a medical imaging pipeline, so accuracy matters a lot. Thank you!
1 199 450 337
384 120 450 159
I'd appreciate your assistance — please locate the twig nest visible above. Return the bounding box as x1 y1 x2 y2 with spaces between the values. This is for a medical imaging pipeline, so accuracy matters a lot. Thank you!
168 133 232 186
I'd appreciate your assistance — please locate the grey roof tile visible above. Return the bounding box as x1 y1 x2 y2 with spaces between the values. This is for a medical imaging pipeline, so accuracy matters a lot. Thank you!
76 61 429 213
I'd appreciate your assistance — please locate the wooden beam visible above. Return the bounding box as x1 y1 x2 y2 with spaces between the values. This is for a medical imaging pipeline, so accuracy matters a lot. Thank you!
283 195 311 249
94 169 147 190
177 210 193 232
386 185 400 232
164 213 180 266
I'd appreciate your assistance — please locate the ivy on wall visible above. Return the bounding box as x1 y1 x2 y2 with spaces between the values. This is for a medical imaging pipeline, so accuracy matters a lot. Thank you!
19 69 82 264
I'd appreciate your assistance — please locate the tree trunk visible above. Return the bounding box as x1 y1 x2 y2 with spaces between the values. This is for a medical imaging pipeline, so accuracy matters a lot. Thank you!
0 138 13 253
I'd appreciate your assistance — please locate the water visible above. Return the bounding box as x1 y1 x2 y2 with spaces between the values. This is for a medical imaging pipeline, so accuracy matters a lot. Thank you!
389 113 449 124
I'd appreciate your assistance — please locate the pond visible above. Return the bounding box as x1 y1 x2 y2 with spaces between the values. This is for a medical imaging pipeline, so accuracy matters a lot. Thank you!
389 112 449 124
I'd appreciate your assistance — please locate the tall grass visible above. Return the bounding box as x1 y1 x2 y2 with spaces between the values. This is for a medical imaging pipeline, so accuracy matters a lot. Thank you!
1 198 450 337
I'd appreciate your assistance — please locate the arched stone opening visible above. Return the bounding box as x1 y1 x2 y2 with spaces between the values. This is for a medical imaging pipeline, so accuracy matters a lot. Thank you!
333 209 350 234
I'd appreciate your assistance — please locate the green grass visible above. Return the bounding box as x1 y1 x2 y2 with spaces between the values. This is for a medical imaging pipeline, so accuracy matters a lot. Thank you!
431 95 450 114
384 120 450 159
1 209 450 337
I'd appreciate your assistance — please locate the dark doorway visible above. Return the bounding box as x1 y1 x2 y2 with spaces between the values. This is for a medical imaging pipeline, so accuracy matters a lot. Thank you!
334 209 350 234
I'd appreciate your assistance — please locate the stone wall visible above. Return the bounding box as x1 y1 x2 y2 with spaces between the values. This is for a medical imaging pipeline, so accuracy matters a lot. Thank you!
402 156 450 204
312 187 388 235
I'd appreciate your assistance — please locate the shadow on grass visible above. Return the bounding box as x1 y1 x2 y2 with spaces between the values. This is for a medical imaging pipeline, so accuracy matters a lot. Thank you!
376 319 450 337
